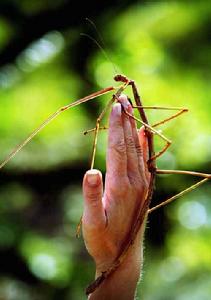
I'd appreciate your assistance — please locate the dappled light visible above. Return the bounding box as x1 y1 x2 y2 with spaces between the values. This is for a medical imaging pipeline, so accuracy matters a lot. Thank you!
178 200 207 230
0 1 211 299
16 31 65 72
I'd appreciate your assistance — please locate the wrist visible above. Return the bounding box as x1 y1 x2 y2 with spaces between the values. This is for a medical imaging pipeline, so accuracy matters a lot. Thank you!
89 244 143 300
95 222 145 276
95 241 142 277
88 217 146 299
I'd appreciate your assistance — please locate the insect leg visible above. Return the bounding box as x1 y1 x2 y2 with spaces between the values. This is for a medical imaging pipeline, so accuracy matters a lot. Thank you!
0 86 115 170
128 80 187 162
83 126 108 135
132 105 188 127
123 110 172 161
156 169 211 178
152 108 188 128
148 177 209 214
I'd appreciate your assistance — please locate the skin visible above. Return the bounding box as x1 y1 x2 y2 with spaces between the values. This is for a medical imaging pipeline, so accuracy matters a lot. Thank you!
82 95 151 300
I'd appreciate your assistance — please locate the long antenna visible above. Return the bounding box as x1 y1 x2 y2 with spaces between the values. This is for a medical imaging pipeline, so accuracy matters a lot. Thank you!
85 18 107 50
81 18 118 75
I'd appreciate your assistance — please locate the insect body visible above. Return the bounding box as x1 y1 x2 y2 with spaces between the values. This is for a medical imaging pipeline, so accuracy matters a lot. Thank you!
0 75 210 294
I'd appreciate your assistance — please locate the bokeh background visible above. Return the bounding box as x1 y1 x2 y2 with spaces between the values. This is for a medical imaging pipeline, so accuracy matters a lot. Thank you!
0 1 211 299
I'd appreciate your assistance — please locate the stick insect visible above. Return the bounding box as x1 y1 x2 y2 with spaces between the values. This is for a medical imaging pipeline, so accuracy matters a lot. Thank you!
0 74 211 295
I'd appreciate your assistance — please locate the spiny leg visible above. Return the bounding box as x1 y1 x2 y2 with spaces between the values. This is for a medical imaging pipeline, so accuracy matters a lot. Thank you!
0 86 116 170
131 105 189 160
156 169 211 178
84 92 186 150
126 79 184 172
0 86 118 246
150 141 171 161
128 80 187 163
133 105 187 110
148 168 211 213
148 177 209 214
124 110 172 161
83 126 108 135
130 106 211 222
152 108 188 128
83 88 183 139
132 105 188 128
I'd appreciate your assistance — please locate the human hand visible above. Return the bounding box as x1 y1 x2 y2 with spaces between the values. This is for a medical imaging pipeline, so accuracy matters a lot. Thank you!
82 95 150 299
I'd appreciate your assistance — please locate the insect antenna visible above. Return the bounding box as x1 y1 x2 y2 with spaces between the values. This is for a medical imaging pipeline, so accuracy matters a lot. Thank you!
81 18 118 75
85 18 106 49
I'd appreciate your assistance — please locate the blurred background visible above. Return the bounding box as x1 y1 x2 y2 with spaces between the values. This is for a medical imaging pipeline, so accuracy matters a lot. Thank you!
0 0 211 299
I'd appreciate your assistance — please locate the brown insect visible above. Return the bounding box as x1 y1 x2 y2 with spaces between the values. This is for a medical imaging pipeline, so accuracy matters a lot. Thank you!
0 74 210 295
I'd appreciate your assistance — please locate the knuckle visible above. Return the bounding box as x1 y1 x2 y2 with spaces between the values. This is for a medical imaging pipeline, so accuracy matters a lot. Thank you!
136 144 143 156
86 190 101 206
128 174 149 195
113 138 126 155
128 174 141 189
125 136 135 150
119 182 130 195
109 177 130 196
83 217 105 234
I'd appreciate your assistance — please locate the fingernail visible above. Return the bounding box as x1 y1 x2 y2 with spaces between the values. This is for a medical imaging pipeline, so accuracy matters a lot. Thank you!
87 169 100 186
118 95 130 111
113 103 121 116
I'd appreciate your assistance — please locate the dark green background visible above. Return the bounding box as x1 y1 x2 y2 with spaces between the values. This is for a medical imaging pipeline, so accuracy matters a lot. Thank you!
0 1 211 299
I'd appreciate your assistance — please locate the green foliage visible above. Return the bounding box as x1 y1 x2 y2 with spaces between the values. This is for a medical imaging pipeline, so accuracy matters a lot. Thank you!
0 1 211 299
19 233 73 285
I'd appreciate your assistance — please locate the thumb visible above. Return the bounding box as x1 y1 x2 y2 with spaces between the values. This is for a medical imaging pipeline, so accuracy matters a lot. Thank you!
82 169 106 228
